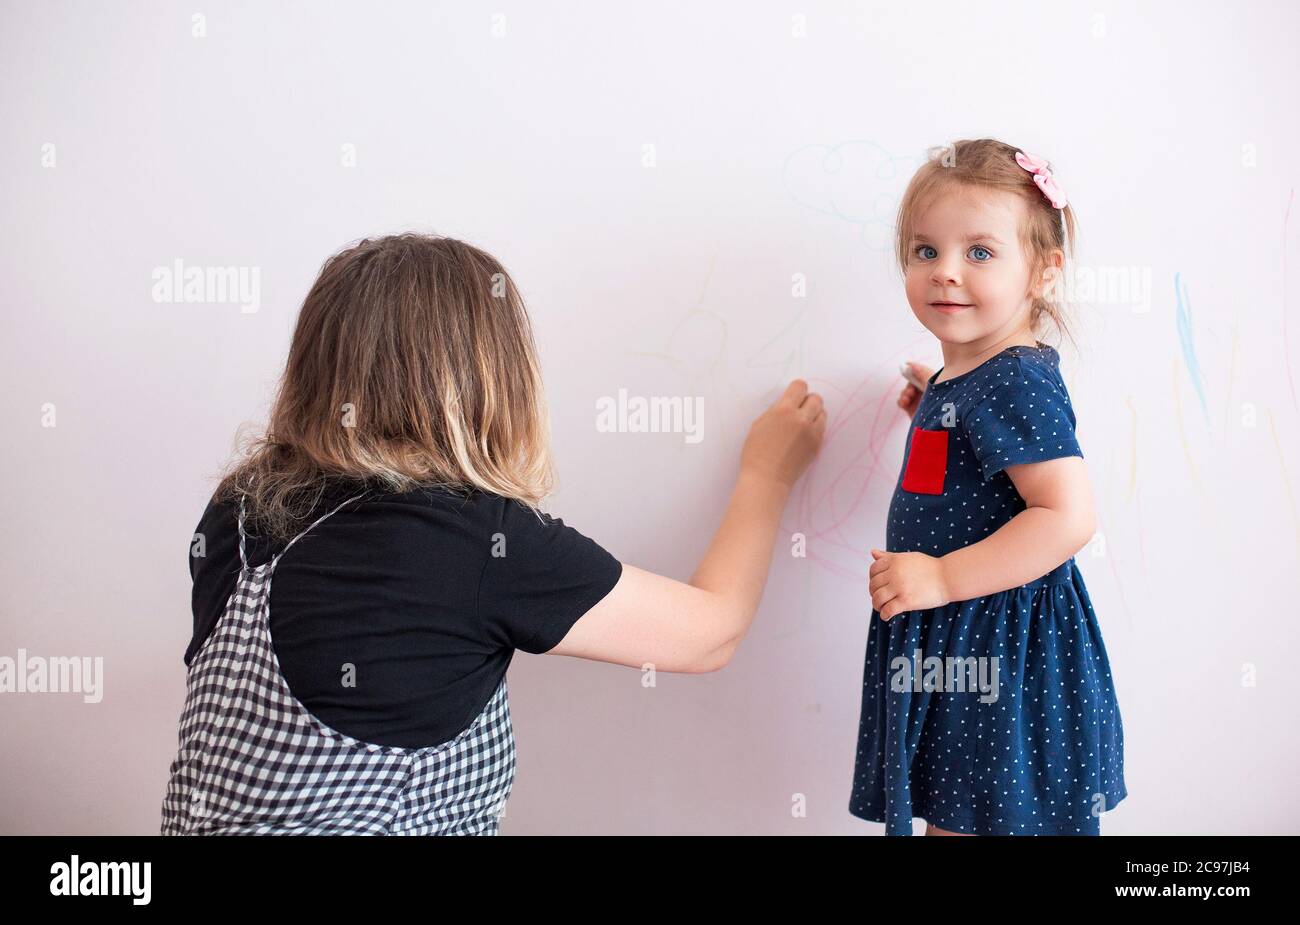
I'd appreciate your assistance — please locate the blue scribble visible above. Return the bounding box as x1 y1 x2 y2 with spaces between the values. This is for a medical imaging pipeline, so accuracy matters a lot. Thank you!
781 140 920 251
1174 272 1209 425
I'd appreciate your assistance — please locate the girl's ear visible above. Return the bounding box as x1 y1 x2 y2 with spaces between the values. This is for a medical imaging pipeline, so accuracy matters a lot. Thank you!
1036 249 1065 299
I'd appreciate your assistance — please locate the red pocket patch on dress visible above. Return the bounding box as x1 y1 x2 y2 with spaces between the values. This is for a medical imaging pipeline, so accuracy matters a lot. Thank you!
901 427 948 495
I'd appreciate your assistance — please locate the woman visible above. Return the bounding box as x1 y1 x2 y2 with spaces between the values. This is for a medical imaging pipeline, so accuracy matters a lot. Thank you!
161 233 825 834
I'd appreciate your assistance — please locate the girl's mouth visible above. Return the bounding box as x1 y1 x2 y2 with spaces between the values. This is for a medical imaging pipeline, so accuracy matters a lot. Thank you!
930 301 973 313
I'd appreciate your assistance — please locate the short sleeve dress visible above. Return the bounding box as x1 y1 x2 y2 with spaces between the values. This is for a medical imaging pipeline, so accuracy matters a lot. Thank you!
848 343 1127 835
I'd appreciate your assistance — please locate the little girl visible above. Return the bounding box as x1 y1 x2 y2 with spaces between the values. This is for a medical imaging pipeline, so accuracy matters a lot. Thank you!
849 138 1127 836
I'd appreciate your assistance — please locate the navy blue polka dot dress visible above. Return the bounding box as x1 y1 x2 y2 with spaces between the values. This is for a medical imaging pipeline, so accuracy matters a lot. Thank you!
849 343 1127 835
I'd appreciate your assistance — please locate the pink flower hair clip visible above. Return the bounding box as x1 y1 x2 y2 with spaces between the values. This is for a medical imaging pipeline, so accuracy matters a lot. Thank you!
1015 150 1068 209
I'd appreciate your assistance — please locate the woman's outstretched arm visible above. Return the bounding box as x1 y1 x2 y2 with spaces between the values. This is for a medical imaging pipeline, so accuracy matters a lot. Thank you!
546 380 826 672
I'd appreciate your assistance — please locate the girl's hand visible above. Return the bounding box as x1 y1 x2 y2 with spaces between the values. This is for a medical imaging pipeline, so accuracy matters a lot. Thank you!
868 548 950 620
740 379 827 489
898 362 935 417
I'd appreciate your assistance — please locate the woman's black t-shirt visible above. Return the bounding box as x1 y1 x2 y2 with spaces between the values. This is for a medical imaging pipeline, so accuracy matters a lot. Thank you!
187 481 623 748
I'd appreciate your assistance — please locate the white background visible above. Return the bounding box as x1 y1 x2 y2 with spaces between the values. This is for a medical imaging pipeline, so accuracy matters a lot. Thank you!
2 0 1297 834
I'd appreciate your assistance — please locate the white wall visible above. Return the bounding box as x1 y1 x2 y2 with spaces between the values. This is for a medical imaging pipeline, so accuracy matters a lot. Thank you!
2 0 1297 834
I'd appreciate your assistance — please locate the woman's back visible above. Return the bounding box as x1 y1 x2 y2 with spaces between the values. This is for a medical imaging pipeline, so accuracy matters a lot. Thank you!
163 481 621 834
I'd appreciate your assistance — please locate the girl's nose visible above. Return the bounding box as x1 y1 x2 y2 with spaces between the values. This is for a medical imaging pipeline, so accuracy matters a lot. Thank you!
931 260 962 286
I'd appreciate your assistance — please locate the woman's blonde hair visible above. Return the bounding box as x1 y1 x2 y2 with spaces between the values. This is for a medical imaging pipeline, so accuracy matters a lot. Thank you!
216 233 555 539
895 138 1078 350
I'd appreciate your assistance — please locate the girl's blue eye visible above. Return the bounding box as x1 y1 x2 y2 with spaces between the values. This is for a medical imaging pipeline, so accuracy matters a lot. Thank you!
915 244 938 260
968 245 992 261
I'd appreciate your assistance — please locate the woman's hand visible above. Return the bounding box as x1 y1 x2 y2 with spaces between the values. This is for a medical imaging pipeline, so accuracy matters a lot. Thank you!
868 548 950 621
740 379 827 489
897 361 935 417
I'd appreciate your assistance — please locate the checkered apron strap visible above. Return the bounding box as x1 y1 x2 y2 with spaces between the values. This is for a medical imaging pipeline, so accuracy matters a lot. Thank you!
236 487 372 570
271 490 373 566
236 491 250 570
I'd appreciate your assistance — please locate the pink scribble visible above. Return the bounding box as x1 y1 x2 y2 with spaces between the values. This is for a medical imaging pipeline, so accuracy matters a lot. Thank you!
781 335 934 581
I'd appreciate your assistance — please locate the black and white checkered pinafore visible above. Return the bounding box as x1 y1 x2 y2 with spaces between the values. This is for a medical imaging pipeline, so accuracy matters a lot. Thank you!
161 491 516 835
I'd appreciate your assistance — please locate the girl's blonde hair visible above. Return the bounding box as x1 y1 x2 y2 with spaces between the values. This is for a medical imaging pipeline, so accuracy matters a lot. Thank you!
216 233 555 539
895 138 1078 350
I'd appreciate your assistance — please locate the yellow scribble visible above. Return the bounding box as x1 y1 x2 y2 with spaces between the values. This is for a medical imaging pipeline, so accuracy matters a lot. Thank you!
1266 406 1300 554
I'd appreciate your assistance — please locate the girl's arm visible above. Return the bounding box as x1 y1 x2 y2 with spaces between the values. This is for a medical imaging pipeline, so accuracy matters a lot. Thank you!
546 380 826 672
870 456 1096 620
939 456 1097 601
